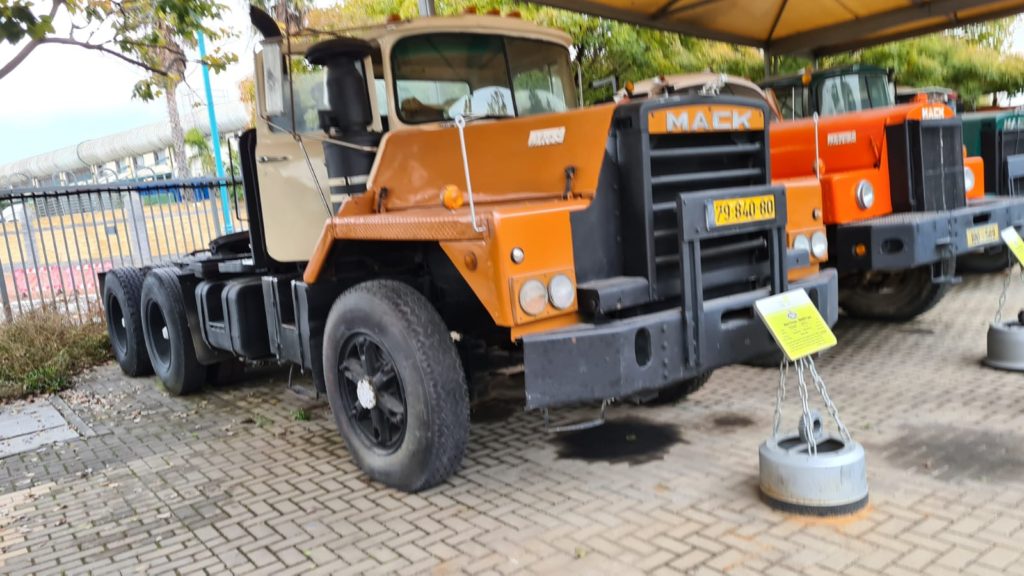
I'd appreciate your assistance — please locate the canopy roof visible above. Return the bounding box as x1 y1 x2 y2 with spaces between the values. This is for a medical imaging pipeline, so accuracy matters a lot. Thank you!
528 0 1024 56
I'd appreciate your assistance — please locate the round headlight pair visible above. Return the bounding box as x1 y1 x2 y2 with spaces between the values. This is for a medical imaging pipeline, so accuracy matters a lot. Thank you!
793 232 828 260
519 274 575 316
964 166 976 192
856 180 875 210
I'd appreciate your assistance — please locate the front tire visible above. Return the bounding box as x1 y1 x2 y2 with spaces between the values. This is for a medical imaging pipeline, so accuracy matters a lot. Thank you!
103 268 152 376
322 280 470 492
840 266 948 321
140 269 207 396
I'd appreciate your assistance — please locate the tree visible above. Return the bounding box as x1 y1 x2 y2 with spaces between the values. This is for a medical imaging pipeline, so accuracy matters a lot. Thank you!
184 127 213 176
0 0 236 177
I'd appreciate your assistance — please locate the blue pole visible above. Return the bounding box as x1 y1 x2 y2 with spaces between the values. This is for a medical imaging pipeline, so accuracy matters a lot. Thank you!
197 30 234 234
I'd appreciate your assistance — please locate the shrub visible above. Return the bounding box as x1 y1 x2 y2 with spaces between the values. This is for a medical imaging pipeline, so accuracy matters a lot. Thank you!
0 308 111 401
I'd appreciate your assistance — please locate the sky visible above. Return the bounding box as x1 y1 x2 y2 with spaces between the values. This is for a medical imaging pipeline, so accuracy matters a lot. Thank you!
2 7 1024 166
0 1 259 166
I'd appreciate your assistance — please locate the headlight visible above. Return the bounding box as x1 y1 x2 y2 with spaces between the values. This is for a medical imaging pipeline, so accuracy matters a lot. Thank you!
811 231 828 259
793 234 810 255
518 280 547 316
856 180 875 209
964 166 976 192
548 274 575 310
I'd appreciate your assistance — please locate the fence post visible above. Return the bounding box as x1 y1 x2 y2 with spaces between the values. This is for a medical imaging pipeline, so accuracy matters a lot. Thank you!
0 263 12 322
123 191 152 265
21 201 39 270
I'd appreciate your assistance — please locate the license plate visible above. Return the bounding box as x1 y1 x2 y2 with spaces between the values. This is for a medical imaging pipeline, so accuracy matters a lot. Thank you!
710 194 776 228
966 223 1000 248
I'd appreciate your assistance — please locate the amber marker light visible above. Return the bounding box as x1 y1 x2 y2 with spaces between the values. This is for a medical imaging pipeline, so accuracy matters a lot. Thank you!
441 185 464 210
854 243 868 257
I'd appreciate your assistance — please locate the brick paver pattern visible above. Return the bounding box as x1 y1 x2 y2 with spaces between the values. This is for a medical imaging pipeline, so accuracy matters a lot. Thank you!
2 273 1024 575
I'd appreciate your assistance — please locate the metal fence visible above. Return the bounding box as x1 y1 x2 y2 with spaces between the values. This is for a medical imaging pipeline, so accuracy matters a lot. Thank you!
0 177 247 323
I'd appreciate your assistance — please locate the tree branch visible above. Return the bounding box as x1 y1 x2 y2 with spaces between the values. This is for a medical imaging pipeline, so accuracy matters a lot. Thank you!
36 37 171 76
0 0 66 82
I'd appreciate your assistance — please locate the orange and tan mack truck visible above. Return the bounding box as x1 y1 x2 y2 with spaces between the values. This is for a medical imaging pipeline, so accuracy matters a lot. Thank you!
760 67 1024 319
98 7 837 491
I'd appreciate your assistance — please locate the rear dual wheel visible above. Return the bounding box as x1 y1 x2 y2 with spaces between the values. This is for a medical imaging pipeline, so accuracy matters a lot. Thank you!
140 269 207 396
103 268 152 377
323 280 470 492
840 266 948 321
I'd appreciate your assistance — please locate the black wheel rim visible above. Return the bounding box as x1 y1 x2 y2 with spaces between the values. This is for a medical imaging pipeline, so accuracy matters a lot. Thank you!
337 333 407 453
106 295 127 356
145 300 172 369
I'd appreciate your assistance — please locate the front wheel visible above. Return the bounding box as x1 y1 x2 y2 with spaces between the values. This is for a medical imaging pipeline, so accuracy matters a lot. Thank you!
322 280 470 492
839 266 948 321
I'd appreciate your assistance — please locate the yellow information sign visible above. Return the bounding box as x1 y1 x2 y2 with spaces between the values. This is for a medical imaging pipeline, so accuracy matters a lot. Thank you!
711 194 776 228
1001 227 1024 266
755 289 837 361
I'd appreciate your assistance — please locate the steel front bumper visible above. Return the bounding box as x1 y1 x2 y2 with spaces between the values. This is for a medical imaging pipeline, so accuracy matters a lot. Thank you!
521 269 838 410
832 197 1024 272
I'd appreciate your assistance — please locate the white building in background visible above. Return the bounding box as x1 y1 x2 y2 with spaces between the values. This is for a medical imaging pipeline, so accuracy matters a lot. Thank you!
0 100 251 187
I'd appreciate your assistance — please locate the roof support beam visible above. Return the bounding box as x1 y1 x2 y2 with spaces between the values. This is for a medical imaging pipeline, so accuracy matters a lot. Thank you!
528 0 763 46
814 3 1024 55
767 0 1009 55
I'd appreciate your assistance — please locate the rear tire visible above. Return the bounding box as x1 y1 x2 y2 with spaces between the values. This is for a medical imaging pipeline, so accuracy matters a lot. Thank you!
103 268 152 376
322 280 470 492
840 266 948 321
140 269 207 396
642 372 711 405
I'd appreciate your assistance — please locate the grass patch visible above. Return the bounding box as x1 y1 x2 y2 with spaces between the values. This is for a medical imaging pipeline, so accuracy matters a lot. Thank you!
0 308 111 402
292 408 310 422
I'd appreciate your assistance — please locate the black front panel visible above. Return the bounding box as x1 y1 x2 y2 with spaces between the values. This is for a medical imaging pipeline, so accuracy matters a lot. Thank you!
601 96 773 307
649 130 768 298
888 119 966 213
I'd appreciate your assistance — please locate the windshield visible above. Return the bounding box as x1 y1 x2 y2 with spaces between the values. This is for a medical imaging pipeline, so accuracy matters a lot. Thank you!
817 73 893 116
391 33 578 124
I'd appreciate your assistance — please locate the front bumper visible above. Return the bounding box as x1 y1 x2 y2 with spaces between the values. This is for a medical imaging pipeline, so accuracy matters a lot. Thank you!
521 269 838 410
831 197 1024 273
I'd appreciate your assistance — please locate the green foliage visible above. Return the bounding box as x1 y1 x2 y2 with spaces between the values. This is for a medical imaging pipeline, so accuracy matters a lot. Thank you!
0 0 55 43
291 408 310 421
0 0 237 100
813 31 1024 107
0 307 111 401
185 127 215 176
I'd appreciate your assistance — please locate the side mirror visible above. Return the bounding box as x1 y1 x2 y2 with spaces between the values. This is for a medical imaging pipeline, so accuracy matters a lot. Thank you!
261 41 285 116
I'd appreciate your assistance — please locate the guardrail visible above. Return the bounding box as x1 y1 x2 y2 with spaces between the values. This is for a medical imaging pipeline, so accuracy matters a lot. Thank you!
0 177 246 323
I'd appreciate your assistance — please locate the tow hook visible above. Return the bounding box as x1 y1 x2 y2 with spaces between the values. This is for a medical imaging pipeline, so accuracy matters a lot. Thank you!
932 242 960 284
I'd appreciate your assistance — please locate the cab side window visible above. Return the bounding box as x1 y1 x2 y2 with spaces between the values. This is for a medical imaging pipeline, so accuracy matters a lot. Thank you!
268 56 327 134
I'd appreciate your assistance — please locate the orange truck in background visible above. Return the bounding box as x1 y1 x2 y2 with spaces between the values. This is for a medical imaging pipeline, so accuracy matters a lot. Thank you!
760 67 1024 320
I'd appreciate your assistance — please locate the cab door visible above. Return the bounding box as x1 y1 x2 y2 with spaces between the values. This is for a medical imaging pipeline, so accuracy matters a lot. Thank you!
254 45 333 264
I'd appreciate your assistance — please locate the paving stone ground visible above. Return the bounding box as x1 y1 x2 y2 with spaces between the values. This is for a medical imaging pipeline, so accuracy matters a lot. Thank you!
3 272 1024 575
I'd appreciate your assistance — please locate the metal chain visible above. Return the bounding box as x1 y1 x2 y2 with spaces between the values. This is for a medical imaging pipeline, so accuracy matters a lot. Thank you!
795 358 818 456
771 358 789 438
994 264 1024 324
807 356 852 442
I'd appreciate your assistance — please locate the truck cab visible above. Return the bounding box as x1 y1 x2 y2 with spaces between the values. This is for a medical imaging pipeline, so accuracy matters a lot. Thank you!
100 8 837 492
